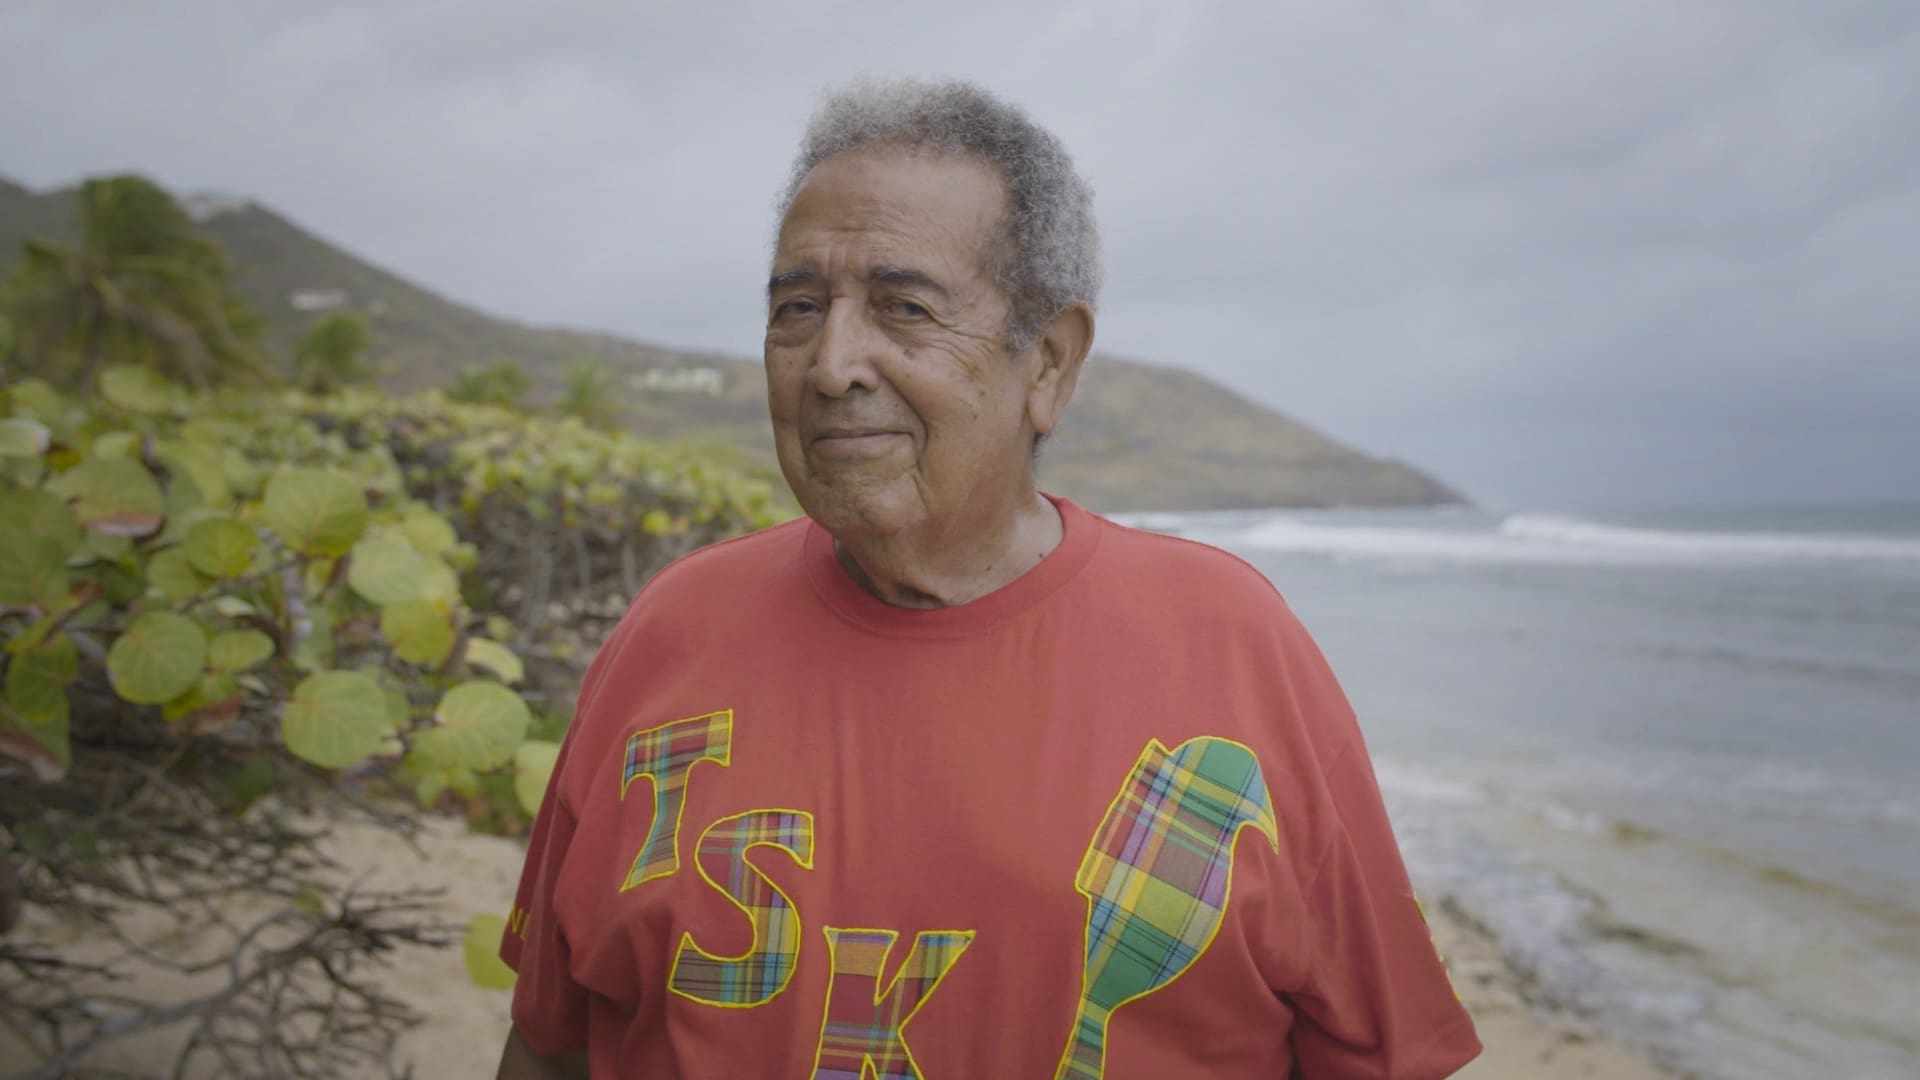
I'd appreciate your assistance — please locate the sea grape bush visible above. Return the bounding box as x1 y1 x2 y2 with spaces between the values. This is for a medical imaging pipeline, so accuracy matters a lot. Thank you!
3 367 520 796
0 367 783 1057
1 367 780 805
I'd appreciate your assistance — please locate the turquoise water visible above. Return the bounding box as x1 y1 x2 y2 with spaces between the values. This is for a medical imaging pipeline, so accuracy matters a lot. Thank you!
1119 504 1920 1079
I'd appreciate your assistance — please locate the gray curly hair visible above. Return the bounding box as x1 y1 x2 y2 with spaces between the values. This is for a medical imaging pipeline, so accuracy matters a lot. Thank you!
776 78 1103 352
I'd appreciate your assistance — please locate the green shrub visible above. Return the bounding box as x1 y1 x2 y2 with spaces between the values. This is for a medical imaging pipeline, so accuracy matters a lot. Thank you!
0 366 780 1074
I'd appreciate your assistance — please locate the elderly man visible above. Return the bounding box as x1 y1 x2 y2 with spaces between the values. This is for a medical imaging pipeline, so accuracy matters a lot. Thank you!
497 80 1480 1079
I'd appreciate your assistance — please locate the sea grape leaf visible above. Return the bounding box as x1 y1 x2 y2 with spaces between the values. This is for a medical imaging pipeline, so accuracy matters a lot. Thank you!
156 441 232 510
463 914 519 990
0 417 51 458
380 599 454 667
414 769 448 808
158 467 207 539
0 701 70 782
184 517 259 579
146 547 205 600
77 531 133 564
48 456 166 537
209 629 275 673
281 670 389 769
5 616 55 654
107 612 207 705
513 740 560 816
98 364 178 413
2 458 46 489
157 503 225 550
447 541 479 571
164 672 244 735
463 637 524 684
209 595 260 618
13 634 79 685
90 431 142 459
445 766 479 796
223 448 264 499
413 680 529 772
0 535 69 611
415 557 461 606
260 467 367 557
90 561 141 605
7 379 62 422
347 535 427 606
6 659 69 726
400 509 457 557
0 488 82 553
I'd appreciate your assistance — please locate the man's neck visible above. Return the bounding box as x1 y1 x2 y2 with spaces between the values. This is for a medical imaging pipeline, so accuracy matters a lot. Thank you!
833 490 1064 609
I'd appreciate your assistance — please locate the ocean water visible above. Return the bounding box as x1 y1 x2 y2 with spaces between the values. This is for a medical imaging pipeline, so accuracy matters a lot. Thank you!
1116 503 1920 1079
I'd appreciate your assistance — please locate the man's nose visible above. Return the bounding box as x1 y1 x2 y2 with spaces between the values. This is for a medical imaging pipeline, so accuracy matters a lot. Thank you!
809 300 883 398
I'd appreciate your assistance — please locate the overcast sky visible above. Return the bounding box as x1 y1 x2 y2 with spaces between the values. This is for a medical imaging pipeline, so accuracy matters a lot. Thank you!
3 1 1916 508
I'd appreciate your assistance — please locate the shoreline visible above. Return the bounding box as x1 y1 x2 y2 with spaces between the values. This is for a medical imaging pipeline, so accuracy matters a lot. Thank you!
1428 896 1674 1079
8 813 1671 1078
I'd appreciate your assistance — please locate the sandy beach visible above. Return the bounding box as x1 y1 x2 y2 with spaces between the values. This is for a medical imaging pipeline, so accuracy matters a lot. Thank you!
7 811 1674 1079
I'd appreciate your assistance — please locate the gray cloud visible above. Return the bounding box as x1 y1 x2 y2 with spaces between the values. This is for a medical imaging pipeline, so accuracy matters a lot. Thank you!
3 0 1916 506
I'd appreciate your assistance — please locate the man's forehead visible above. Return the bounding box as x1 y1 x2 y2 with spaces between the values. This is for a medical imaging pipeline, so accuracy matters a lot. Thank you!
773 150 1005 265
768 221 986 293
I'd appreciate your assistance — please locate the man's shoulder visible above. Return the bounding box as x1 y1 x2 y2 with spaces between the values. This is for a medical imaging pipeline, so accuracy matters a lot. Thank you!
595 518 809 651
573 518 809 713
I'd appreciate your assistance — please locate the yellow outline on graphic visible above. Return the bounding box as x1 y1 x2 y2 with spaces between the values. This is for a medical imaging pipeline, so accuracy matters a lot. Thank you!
808 925 977 1080
618 709 734 892
1052 735 1279 1080
667 807 817 1009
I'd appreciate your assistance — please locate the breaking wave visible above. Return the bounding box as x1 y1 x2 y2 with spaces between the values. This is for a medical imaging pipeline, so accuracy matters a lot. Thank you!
1225 512 1920 567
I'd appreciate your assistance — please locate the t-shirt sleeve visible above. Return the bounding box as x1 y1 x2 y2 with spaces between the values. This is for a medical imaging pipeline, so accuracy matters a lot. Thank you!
498 608 641 1055
1287 742 1482 1079
499 739 589 1056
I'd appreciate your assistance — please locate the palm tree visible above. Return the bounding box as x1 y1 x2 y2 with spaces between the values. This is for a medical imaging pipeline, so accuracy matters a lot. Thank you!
293 311 375 392
558 357 624 429
1 175 266 390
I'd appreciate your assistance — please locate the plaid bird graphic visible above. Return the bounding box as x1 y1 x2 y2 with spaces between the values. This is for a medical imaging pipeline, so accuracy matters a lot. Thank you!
1055 736 1278 1080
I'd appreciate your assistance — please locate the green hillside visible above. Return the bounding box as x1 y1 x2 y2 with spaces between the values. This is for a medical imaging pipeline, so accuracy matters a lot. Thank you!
0 175 1463 510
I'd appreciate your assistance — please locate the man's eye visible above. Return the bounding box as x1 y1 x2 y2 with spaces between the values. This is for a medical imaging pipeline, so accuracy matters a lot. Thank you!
887 299 931 319
773 299 820 320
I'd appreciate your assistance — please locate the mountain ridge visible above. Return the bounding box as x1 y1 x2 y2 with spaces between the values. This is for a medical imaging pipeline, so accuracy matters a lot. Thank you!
0 174 1465 511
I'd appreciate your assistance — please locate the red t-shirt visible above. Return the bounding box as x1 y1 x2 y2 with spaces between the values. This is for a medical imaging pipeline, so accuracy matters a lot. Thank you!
502 496 1480 1078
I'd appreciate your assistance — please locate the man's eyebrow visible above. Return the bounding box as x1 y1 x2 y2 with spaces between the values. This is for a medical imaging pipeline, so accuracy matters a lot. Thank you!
767 267 816 298
869 266 950 299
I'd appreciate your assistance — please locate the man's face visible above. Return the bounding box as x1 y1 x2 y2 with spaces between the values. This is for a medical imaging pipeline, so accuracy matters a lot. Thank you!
765 148 1041 539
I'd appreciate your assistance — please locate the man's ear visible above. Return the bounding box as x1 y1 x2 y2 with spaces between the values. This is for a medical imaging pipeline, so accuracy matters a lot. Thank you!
1025 302 1094 437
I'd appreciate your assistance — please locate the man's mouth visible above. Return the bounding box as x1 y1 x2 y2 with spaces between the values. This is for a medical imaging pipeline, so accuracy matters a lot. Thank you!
809 430 906 457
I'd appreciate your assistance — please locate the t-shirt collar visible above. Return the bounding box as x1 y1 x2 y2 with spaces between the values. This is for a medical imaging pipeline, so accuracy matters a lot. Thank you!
801 493 1100 638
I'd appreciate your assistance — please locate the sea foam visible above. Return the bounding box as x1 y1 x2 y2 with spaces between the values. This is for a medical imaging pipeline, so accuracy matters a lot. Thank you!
1226 512 1920 568
1499 514 1920 563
